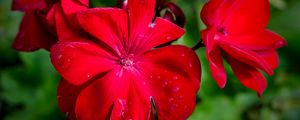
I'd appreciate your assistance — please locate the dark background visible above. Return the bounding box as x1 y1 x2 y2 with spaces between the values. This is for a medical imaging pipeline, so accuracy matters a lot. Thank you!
1 0 299 119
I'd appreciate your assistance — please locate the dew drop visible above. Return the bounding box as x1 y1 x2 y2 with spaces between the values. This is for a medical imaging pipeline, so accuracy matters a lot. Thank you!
58 54 62 59
166 36 172 40
173 76 178 80
121 111 125 118
87 74 91 78
189 62 193 68
68 44 75 48
179 95 183 99
274 40 287 48
148 23 155 28
163 80 168 88
181 53 185 57
168 98 174 102
138 34 145 38
213 35 220 40
183 105 189 113
172 87 180 92
156 76 161 79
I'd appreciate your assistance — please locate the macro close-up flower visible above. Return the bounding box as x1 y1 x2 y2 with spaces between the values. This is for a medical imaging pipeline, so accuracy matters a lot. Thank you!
200 0 287 95
3 0 297 119
51 0 201 119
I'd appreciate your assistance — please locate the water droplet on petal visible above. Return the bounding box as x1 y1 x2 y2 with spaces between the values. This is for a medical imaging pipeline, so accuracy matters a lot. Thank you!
179 96 183 99
172 87 180 92
213 35 220 40
274 40 287 48
183 105 189 113
138 34 145 39
168 98 174 102
181 53 185 57
163 80 168 88
87 74 91 78
173 76 178 80
121 111 125 118
148 23 155 28
166 36 172 40
58 54 63 59
189 62 193 68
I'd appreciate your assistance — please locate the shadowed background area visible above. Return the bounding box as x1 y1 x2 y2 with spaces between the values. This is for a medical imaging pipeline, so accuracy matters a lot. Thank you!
0 0 299 119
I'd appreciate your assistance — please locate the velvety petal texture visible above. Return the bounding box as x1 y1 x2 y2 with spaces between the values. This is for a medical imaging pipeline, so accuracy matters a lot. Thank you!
51 0 201 119
11 0 58 51
13 11 56 51
200 0 287 95
12 0 47 11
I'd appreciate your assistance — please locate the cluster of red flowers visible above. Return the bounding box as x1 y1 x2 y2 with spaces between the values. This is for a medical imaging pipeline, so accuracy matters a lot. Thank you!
12 0 286 119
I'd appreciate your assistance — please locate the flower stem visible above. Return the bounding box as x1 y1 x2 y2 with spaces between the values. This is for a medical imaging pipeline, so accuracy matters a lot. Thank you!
192 39 205 51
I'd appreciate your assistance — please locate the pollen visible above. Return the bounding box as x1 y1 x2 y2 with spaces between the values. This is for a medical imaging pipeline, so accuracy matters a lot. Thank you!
120 57 134 66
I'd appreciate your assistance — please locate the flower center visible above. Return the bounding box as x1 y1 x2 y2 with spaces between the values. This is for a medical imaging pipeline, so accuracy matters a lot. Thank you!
119 55 134 67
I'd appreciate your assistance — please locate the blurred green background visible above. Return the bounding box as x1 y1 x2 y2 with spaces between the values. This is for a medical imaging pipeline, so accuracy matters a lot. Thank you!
0 0 299 120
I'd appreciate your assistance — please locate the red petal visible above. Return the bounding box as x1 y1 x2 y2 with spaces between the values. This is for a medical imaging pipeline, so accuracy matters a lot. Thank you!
201 0 270 35
77 8 129 55
45 4 57 34
128 0 156 43
138 45 201 119
50 41 117 85
256 50 279 69
226 55 267 96
222 0 270 35
75 69 131 119
201 30 227 88
77 0 89 7
227 30 287 50
61 0 87 28
12 11 56 51
12 0 46 11
55 3 88 42
133 17 185 54
74 45 201 119
57 79 81 119
218 40 274 75
200 0 228 27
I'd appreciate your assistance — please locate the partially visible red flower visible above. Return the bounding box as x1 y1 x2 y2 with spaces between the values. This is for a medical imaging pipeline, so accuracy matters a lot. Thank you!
11 0 88 51
12 0 57 51
200 0 287 95
51 0 201 119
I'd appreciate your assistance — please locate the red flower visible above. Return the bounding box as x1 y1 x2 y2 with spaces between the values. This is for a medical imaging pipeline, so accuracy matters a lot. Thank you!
200 0 287 95
12 0 57 51
51 0 201 119
11 0 88 51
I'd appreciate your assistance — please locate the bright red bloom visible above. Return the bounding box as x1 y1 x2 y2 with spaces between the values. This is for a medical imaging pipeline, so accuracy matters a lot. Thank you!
200 0 287 95
51 0 201 119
